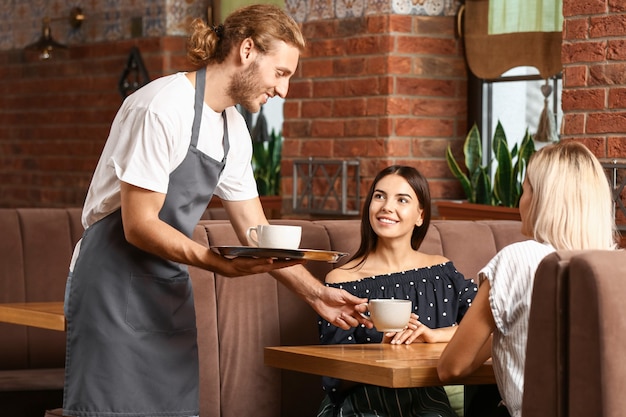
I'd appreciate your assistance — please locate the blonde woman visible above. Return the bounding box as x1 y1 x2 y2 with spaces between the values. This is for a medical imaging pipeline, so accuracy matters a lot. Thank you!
438 141 618 417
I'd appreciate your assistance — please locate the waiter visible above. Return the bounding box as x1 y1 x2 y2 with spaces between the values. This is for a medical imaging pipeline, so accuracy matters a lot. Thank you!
63 4 370 417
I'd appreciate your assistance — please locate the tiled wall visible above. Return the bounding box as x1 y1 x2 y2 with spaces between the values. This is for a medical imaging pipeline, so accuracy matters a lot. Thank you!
0 0 209 51
286 0 459 22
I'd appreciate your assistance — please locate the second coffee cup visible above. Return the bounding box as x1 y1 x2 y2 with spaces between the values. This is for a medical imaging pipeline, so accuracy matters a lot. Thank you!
246 224 302 249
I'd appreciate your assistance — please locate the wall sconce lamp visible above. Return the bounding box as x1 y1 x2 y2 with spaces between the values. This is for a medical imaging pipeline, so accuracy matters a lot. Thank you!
25 7 85 60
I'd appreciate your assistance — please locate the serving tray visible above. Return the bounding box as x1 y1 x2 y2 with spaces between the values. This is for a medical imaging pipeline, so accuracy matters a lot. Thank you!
215 246 348 263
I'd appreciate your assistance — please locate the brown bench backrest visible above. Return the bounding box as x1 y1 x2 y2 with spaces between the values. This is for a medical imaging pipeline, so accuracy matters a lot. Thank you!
523 250 582 417
524 249 626 417
0 208 82 370
568 250 626 417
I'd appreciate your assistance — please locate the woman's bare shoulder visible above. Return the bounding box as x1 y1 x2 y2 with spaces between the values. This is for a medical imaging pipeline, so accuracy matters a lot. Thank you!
419 253 450 267
325 259 364 284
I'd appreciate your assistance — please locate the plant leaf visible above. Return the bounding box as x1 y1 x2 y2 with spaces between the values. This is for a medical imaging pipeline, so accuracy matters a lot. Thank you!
251 130 283 196
446 145 473 201
270 131 282 172
464 124 482 177
473 167 492 205
512 128 536 206
493 136 514 207
517 128 536 177
491 121 508 158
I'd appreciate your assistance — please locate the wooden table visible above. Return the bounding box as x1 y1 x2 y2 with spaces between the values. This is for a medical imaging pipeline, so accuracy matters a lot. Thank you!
265 343 495 388
0 302 65 331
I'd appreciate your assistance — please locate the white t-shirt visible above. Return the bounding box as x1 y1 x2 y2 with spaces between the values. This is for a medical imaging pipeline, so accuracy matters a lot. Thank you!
479 240 555 417
81 72 258 229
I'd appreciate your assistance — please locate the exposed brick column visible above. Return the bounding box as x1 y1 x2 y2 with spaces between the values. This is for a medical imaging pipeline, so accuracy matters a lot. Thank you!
562 0 626 232
281 14 467 215
561 0 626 157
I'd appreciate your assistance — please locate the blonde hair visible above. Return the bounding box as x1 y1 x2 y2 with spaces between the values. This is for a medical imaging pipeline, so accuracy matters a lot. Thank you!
525 141 617 250
187 4 305 67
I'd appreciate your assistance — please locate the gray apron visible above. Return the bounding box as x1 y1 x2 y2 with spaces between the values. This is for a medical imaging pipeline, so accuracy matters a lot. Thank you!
64 67 228 417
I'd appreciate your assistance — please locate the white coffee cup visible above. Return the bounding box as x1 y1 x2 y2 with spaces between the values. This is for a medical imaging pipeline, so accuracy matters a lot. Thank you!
367 299 412 332
246 224 302 249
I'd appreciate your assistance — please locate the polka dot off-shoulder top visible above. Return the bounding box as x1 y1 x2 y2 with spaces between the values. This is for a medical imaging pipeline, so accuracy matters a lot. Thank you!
319 261 477 345
318 261 477 397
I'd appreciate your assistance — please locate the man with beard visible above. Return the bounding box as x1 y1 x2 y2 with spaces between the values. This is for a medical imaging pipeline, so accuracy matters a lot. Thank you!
62 4 371 417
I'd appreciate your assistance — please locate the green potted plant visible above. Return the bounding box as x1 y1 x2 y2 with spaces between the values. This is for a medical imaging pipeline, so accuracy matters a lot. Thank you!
247 106 283 218
438 121 536 220
208 106 283 218
240 105 283 196
251 128 283 196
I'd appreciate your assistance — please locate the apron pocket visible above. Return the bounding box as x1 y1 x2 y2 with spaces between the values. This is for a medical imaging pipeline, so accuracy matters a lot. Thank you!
126 273 196 333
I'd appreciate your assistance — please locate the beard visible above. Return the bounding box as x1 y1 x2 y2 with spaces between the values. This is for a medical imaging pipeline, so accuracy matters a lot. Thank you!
227 59 263 113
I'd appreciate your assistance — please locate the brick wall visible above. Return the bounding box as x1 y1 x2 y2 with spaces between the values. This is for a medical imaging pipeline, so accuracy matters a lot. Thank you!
561 0 626 157
561 0 626 230
281 14 467 215
2 3 625 215
0 37 190 207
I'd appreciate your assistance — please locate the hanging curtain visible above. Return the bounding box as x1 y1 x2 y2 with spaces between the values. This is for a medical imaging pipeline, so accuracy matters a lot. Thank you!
489 0 562 34
462 0 563 79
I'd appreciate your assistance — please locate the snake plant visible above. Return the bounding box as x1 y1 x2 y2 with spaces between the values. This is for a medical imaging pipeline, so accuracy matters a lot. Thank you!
251 129 283 196
446 121 535 208
241 105 283 196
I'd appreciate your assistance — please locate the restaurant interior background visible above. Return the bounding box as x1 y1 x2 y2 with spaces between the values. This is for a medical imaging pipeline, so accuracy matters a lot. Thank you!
0 0 624 223
0 1 625 416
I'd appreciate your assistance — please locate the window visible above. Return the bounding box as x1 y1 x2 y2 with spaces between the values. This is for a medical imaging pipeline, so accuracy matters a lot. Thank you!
469 67 562 170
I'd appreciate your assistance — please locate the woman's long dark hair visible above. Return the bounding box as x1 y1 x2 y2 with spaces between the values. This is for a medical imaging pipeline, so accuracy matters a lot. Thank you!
349 165 432 268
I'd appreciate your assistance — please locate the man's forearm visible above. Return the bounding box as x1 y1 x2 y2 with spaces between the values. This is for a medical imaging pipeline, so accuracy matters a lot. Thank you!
269 264 323 305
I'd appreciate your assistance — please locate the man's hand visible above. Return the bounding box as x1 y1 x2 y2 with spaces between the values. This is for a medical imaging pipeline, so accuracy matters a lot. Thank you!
312 287 373 330
220 257 305 277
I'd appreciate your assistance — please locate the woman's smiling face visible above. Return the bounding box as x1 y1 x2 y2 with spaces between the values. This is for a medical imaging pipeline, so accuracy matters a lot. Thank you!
369 174 423 241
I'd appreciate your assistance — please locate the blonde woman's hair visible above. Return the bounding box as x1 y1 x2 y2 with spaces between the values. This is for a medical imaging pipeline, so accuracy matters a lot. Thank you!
187 4 305 67
525 141 617 250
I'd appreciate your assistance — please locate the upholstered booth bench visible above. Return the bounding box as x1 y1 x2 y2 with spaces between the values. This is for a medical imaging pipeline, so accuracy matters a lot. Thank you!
1 207 529 417
523 249 626 417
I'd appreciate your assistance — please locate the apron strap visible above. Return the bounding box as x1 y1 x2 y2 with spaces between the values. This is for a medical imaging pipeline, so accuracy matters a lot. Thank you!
192 67 230 163
191 67 206 148
222 111 230 162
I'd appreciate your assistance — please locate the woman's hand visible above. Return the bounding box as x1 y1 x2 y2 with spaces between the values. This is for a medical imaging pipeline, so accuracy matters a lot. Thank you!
382 313 422 344
382 314 458 344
